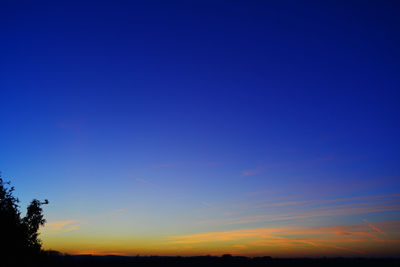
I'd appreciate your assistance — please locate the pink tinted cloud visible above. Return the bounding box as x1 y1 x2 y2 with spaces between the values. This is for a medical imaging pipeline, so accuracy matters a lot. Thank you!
241 169 262 176
152 162 186 168
363 219 386 235
199 193 400 226
168 220 400 256
241 161 291 176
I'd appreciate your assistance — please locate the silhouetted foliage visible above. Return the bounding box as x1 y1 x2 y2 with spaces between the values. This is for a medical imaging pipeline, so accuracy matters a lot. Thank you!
0 173 48 265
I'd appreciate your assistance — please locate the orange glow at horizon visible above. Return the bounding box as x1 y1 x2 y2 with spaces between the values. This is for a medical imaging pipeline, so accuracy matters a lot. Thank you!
41 219 400 257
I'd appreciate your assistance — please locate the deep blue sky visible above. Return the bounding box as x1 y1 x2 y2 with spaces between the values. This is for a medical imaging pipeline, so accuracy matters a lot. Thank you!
1 0 400 256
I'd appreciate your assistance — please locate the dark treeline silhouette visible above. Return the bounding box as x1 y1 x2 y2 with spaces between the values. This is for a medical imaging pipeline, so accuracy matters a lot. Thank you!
0 174 48 266
39 254 400 267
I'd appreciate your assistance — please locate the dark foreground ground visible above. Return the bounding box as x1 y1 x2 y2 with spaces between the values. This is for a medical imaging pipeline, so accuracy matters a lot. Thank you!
34 254 400 267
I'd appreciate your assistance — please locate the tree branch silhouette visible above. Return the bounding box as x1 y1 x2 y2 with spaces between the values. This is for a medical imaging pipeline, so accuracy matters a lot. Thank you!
0 173 48 265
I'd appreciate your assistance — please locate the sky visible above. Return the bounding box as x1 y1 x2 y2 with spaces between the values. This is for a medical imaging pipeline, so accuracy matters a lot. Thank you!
1 0 400 257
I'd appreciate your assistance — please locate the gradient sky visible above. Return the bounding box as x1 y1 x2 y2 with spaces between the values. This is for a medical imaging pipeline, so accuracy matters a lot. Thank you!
1 0 400 257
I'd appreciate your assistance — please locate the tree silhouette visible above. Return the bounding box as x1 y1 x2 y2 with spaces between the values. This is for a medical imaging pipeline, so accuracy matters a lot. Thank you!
0 173 48 265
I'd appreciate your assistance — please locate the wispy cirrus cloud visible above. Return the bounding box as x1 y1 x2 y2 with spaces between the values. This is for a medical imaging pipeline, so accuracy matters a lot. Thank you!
44 219 79 233
251 193 400 210
152 162 186 168
195 161 225 167
241 169 262 176
152 161 225 168
241 162 291 176
135 177 151 184
199 193 400 226
106 208 126 217
168 220 400 255
224 202 400 226
201 201 214 208
241 155 336 177
363 219 386 235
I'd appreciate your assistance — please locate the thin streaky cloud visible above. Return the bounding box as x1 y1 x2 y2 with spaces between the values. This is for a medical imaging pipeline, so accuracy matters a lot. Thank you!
241 161 291 176
43 219 79 233
135 178 151 184
152 162 186 168
241 169 262 176
201 201 214 208
199 198 400 226
363 219 386 235
251 193 400 210
167 221 400 255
